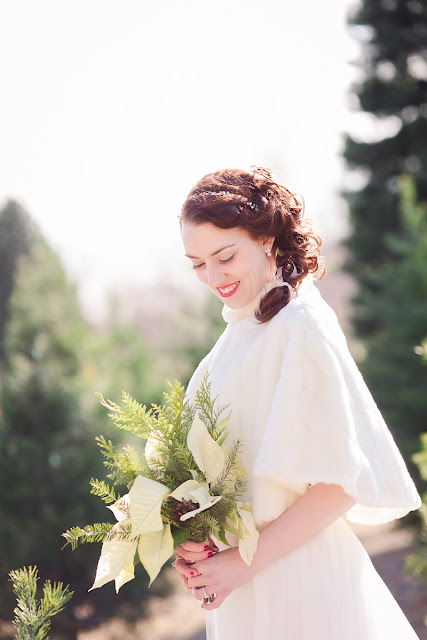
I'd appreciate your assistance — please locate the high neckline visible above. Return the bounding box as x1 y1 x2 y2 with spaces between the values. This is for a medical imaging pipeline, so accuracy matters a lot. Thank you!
221 274 314 325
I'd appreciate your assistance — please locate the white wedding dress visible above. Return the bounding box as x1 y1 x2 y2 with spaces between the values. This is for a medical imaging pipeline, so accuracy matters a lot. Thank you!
186 275 422 640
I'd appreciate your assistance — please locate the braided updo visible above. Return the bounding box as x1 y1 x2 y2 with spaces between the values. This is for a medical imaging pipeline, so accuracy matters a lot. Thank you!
180 165 325 323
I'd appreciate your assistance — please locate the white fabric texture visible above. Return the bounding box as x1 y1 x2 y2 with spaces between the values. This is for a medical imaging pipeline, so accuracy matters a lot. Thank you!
186 274 421 640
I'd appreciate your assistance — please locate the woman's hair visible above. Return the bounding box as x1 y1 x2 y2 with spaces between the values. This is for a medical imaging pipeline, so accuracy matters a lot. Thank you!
180 165 325 323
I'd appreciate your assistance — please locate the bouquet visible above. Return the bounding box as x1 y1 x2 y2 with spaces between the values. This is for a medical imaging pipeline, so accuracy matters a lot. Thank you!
62 377 259 593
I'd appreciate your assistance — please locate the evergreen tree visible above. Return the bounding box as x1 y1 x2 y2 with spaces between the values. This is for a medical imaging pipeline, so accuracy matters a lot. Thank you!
0 241 158 635
343 0 427 306
342 1 427 480
0 200 40 360
353 178 427 465
0 241 100 624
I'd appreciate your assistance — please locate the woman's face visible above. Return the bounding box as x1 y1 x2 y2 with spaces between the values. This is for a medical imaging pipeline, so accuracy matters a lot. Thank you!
181 221 275 308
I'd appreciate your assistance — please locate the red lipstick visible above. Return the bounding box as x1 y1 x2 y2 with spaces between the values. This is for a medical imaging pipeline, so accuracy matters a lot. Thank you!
217 282 240 298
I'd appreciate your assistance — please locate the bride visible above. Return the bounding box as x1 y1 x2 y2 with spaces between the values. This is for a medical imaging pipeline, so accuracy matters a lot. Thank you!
173 165 421 639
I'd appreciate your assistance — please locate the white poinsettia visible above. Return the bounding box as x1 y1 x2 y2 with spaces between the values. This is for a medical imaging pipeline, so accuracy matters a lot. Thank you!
171 479 222 521
187 414 226 483
236 502 259 566
138 522 175 586
129 475 169 537
89 518 138 592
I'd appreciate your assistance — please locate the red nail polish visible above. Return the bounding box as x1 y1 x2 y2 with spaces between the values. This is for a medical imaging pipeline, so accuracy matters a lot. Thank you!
208 551 214 557
204 545 210 551
190 570 196 576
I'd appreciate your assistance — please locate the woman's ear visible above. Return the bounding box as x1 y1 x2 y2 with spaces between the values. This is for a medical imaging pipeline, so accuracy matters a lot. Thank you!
262 236 275 252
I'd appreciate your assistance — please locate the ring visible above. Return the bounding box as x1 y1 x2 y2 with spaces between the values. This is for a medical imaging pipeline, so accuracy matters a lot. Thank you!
202 586 216 604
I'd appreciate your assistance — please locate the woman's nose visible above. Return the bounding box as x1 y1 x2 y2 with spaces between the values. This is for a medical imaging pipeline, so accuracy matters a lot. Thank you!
206 264 227 288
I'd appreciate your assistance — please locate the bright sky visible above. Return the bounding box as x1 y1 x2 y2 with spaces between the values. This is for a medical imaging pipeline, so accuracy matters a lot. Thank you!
0 0 364 318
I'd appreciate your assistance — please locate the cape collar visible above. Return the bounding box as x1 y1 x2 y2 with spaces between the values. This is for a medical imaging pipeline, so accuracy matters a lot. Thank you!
221 275 313 325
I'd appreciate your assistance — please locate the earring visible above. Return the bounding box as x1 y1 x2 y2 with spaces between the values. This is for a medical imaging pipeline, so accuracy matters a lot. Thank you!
266 246 272 257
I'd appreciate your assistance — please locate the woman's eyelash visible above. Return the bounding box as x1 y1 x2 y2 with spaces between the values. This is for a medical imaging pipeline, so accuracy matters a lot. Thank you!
192 254 235 270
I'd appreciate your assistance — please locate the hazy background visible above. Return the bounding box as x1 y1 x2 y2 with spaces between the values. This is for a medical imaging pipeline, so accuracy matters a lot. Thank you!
0 0 366 319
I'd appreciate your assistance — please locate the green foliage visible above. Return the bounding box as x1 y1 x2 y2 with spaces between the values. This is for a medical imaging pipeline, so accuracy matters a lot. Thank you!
343 0 427 270
406 434 427 582
61 523 114 551
63 377 249 561
343 1 427 482
0 200 41 361
0 240 106 617
89 479 121 505
0 233 161 628
169 293 225 388
406 346 427 585
350 180 427 463
9 566 73 640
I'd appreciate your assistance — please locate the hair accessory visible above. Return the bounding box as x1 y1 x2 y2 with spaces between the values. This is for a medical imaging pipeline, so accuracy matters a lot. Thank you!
189 190 257 211
192 190 233 198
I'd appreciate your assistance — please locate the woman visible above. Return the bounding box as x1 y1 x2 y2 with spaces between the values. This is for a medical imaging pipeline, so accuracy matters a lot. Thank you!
173 166 422 639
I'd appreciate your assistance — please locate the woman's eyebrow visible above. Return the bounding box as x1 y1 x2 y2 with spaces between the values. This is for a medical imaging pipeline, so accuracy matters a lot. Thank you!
185 243 237 259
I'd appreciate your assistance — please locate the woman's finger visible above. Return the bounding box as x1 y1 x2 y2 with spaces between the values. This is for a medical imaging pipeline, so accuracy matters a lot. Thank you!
187 571 210 590
180 572 190 589
175 558 204 579
174 547 216 563
183 539 210 551
192 586 205 601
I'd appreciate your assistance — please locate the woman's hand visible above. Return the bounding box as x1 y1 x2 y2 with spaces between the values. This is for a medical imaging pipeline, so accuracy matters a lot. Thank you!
173 537 219 591
184 546 254 610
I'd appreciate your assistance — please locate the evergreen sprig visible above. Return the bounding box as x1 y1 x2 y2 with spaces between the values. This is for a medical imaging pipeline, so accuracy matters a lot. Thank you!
89 479 120 504
61 523 113 550
9 566 73 640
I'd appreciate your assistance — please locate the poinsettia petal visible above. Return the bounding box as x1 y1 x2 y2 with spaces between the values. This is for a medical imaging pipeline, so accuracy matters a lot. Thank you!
115 563 135 593
138 523 175 586
180 495 222 521
129 476 169 537
170 479 204 502
236 503 260 566
187 414 225 483
188 485 212 507
89 520 137 591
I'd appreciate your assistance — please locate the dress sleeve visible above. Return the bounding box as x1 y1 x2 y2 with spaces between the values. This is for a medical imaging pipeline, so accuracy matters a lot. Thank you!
251 301 422 527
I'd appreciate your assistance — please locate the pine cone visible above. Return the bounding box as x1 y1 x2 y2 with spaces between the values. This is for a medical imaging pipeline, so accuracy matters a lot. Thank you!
172 499 196 521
